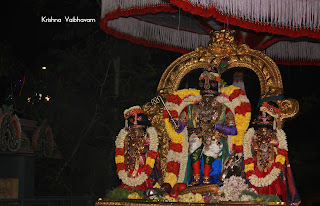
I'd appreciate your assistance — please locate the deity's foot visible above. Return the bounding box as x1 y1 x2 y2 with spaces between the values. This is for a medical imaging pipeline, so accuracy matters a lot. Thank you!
203 176 210 185
189 174 200 186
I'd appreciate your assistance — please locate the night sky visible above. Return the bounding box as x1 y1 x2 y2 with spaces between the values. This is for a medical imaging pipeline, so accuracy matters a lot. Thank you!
2 0 320 203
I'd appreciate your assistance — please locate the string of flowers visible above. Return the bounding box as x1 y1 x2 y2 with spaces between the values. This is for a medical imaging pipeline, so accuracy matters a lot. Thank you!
217 85 251 154
243 128 288 187
163 86 251 186
115 127 159 187
163 89 201 187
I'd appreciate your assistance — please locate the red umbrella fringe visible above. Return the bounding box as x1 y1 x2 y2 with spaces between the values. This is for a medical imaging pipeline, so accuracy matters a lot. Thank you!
100 3 320 65
100 5 190 54
170 0 320 39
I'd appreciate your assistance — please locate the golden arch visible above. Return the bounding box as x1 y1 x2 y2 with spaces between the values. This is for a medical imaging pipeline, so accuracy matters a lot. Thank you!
156 30 299 127
143 30 299 176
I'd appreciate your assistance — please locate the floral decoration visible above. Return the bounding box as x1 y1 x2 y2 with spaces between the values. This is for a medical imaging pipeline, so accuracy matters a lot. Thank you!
163 86 251 186
217 85 251 154
163 89 201 187
115 127 158 187
128 192 142 199
218 175 257 201
243 128 288 187
180 193 204 203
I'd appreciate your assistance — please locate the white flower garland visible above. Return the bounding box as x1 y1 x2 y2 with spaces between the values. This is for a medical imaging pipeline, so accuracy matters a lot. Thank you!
115 127 158 187
243 128 288 188
177 127 189 183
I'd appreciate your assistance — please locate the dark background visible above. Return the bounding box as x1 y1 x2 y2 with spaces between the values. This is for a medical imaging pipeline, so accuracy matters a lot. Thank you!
1 0 320 203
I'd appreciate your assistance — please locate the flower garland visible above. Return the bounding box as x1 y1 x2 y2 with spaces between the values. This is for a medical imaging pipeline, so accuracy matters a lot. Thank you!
217 85 251 154
115 127 159 187
163 89 201 187
243 128 288 187
164 120 189 186
163 86 251 186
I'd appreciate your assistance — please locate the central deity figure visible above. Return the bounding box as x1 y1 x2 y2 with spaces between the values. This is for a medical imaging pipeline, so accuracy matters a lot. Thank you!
183 67 237 185
162 66 251 188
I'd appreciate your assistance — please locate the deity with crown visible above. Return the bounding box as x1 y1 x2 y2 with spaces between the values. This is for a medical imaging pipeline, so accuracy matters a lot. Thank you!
163 66 251 188
243 100 300 203
115 106 160 191
186 67 237 185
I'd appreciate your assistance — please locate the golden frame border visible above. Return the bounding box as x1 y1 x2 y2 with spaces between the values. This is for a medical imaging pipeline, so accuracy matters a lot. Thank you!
156 30 299 127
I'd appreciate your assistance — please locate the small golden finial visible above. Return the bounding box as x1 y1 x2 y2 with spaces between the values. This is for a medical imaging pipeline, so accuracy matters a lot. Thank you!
207 30 237 55
209 29 236 47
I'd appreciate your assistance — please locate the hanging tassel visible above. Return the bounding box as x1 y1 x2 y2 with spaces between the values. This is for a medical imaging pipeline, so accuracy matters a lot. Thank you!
108 17 210 50
101 0 169 16
187 0 320 30
264 41 320 61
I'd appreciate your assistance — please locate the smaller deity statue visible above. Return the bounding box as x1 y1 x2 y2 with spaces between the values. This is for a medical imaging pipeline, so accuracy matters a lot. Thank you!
115 106 160 191
243 101 300 204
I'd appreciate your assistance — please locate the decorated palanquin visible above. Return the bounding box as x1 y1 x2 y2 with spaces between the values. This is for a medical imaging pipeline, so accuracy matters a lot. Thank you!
98 30 301 206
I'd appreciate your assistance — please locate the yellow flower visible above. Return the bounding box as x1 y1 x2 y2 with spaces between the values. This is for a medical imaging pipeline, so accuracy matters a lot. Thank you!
115 155 124 164
146 157 155 167
153 182 161 189
164 172 178 187
194 193 204 203
165 119 184 144
176 88 200 99
235 113 251 132
221 85 237 96
233 112 251 146
181 193 204 203
245 163 254 172
128 192 141 199
233 135 244 146
275 154 286 164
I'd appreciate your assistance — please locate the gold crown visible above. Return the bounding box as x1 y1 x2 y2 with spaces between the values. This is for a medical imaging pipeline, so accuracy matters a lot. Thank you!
208 30 237 54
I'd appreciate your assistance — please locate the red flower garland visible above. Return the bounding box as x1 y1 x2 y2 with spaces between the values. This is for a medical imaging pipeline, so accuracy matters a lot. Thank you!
169 142 183 153
163 110 179 119
167 161 180 176
115 127 159 187
235 102 251 116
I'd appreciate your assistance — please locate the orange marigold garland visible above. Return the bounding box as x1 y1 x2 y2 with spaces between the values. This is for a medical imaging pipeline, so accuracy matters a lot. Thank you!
115 127 158 187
